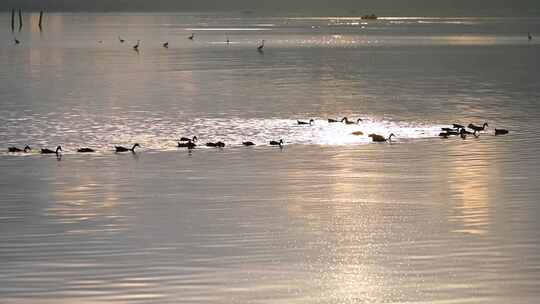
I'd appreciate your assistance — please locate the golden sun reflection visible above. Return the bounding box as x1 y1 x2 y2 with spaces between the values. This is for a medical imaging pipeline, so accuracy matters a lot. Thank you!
47 173 127 235
446 144 495 235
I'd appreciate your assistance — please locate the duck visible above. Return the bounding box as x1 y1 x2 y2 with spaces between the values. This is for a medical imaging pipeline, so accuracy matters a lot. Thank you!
242 141 255 146
41 146 62 154
528 32 533 41
118 36 125 43
14 37 20 45
115 143 140 152
341 117 362 125
188 33 194 40
269 139 284 146
368 133 395 142
206 141 225 148
257 40 265 51
8 145 31 153
178 140 196 149
468 122 488 134
133 40 140 51
180 136 198 142
163 41 169 48
351 131 364 136
495 128 509 135
77 148 95 153
452 123 465 130
441 127 455 132
297 119 314 125
328 118 339 123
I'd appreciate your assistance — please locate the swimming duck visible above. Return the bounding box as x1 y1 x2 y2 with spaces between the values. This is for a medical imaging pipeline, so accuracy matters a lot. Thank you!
452 123 465 130
341 117 362 125
269 139 284 146
163 41 169 48
495 128 509 135
242 141 255 146
41 146 62 154
297 119 314 125
468 123 488 134
180 136 198 142
188 33 194 40
328 118 339 123
351 131 364 136
368 133 395 142
178 140 196 149
257 40 264 51
8 145 31 153
115 143 140 152
77 148 95 153
206 141 225 148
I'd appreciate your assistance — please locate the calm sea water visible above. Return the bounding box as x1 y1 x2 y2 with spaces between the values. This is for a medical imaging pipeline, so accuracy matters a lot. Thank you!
1 13 540 303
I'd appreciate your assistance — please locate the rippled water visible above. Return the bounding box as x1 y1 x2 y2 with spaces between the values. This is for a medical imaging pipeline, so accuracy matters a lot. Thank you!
1 13 540 303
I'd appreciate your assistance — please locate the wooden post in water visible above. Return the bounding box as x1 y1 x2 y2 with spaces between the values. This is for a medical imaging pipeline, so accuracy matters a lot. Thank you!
18 9 23 31
38 10 44 31
11 9 15 32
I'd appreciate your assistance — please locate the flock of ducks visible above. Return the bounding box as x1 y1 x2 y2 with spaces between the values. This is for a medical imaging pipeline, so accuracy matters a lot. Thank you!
439 122 508 139
6 118 507 156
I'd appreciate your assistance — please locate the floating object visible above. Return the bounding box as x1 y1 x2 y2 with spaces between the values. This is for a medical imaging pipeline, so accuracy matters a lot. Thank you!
77 148 95 153
495 128 509 135
361 14 378 20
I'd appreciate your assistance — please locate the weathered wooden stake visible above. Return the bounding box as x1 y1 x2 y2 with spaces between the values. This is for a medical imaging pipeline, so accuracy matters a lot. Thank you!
39 10 44 30
11 9 15 31
18 9 23 31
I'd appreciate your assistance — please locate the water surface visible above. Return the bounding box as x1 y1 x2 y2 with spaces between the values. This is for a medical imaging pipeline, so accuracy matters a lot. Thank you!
1 13 540 303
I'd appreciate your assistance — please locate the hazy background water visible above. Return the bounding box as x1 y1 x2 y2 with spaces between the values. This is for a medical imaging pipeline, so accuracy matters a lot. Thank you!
1 13 540 303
